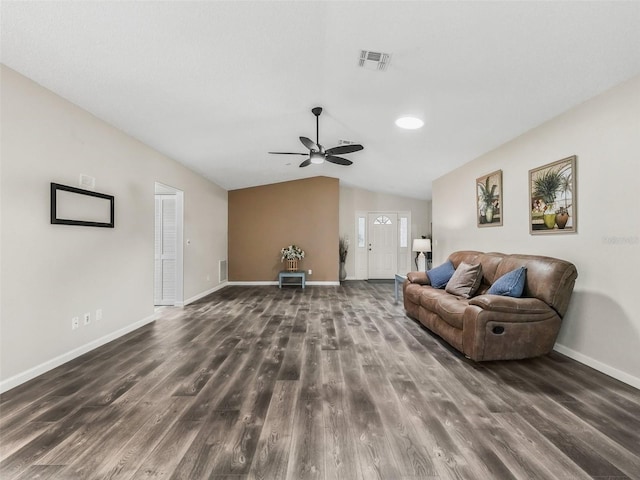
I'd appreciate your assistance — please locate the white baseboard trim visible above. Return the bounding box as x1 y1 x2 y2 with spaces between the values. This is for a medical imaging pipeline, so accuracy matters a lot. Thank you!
182 282 228 306
554 343 640 390
0 313 157 394
227 281 341 287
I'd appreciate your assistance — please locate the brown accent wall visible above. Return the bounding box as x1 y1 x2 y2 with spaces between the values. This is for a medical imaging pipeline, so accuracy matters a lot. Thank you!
229 176 339 281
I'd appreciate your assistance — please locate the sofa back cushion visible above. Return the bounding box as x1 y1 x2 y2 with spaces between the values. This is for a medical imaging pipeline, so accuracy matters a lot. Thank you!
477 252 505 286
495 254 577 317
448 251 482 268
447 251 503 287
446 251 577 317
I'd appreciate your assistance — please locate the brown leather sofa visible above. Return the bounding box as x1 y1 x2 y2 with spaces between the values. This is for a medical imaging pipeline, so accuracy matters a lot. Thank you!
403 251 578 361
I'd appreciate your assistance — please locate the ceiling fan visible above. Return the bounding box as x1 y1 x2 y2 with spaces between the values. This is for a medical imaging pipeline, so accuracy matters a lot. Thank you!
269 107 364 168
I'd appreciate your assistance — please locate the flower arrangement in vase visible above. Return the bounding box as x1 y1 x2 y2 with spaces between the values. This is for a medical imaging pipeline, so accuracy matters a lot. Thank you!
281 244 305 271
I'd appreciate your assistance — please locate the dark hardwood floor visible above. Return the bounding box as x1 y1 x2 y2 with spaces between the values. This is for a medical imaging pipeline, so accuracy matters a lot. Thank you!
1 281 639 479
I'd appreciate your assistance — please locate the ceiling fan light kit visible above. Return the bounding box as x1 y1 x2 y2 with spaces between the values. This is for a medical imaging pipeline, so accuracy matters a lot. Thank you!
269 107 364 168
310 152 325 164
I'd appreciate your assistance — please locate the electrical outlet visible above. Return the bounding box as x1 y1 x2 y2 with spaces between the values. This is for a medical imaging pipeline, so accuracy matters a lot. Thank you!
308 269 312 275
206 274 210 281
96 309 102 321
83 312 90 325
71 317 79 330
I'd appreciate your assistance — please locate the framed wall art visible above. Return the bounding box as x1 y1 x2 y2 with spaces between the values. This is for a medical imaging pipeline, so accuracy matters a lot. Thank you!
51 182 115 228
529 156 576 235
476 169 502 227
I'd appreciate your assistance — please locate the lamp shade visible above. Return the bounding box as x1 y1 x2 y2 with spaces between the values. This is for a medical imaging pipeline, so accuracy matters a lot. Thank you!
412 238 431 253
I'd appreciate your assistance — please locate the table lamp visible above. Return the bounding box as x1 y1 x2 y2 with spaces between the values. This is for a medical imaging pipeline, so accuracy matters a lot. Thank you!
412 238 432 271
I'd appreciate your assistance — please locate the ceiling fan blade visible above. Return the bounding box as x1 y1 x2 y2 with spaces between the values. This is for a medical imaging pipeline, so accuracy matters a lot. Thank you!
299 136 318 151
268 152 308 155
325 155 353 166
325 144 364 155
299 158 312 168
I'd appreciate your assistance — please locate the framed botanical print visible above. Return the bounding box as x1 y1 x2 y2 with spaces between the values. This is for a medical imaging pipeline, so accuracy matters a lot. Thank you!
529 156 576 235
477 170 503 227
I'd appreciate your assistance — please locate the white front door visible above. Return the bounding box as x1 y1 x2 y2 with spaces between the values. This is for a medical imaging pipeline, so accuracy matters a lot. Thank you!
367 213 398 279
154 195 177 305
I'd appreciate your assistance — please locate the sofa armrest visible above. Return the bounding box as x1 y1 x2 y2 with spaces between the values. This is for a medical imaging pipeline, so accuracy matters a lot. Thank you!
468 295 551 318
463 297 561 361
406 271 431 285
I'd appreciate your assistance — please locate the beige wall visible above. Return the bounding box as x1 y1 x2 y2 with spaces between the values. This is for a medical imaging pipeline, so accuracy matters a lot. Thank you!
339 186 431 278
0 65 228 391
432 75 640 387
228 177 339 282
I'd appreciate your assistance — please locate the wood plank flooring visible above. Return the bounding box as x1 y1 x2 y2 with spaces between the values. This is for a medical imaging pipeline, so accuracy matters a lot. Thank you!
1 281 639 479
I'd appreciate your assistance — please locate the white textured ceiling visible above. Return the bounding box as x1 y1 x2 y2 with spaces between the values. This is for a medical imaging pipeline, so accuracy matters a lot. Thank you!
2 1 639 200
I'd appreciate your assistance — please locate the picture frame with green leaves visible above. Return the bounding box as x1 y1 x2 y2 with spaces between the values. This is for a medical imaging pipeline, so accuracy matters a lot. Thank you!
476 170 503 227
529 156 577 235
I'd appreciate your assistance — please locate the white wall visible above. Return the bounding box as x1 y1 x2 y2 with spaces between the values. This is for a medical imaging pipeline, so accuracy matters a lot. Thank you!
0 65 228 391
432 75 640 388
339 185 431 278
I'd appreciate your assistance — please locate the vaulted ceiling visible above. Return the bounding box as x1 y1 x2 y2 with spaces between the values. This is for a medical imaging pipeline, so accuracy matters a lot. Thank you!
2 1 639 200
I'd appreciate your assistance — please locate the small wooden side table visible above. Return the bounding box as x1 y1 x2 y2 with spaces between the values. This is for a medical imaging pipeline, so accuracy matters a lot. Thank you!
279 271 306 289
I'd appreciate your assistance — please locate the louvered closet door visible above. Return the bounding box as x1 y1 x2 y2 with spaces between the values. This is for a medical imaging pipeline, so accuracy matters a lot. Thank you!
154 195 177 305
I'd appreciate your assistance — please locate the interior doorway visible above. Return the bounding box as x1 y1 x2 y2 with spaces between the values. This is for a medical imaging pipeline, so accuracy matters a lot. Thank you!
354 211 411 280
154 183 184 306
367 213 398 279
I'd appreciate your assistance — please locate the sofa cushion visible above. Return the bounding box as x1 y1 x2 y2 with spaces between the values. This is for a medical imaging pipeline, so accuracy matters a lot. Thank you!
418 287 452 311
427 260 455 289
434 295 469 330
404 283 426 305
476 252 505 285
445 262 483 298
488 266 527 297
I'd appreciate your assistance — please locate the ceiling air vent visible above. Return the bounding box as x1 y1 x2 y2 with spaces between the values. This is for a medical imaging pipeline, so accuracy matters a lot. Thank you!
359 50 391 71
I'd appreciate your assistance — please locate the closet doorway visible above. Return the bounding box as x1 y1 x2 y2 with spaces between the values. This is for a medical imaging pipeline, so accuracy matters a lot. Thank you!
154 183 184 306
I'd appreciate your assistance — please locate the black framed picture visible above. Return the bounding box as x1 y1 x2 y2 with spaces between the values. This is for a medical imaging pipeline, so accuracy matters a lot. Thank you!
50 183 115 228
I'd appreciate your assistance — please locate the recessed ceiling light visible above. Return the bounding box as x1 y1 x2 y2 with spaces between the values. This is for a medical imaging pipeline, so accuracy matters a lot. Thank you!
395 116 424 129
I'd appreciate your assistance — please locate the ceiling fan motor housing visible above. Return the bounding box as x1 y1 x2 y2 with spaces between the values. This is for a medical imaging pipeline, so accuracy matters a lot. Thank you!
310 151 325 164
268 106 362 168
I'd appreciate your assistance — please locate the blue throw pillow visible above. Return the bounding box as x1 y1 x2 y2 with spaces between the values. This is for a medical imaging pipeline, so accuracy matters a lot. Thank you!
488 267 527 297
427 260 456 289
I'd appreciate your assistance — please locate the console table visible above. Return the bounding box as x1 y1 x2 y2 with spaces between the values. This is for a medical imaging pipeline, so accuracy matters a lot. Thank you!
279 270 306 289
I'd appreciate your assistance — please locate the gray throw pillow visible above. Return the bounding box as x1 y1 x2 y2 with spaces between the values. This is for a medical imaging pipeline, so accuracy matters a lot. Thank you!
445 262 483 298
